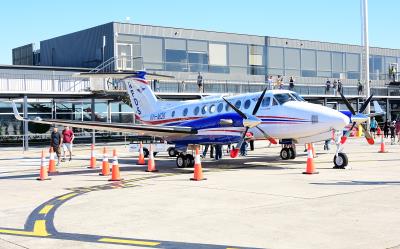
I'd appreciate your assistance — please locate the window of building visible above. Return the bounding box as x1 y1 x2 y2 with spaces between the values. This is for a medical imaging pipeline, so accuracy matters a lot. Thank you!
346 53 360 72
317 51 331 73
209 43 228 73
332 52 344 73
217 103 223 112
229 44 247 66
284 48 300 77
248 45 266 75
194 106 200 115
301 50 316 77
268 47 284 69
165 39 187 72
370 55 383 80
188 40 208 72
141 37 163 69
244 99 251 109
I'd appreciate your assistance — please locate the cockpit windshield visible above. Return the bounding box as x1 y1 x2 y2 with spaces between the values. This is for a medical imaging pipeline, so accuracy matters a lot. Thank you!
273 93 297 104
290 92 305 102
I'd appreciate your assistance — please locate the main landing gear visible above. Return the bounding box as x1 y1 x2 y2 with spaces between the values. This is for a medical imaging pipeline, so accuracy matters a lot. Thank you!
280 144 296 160
176 153 195 168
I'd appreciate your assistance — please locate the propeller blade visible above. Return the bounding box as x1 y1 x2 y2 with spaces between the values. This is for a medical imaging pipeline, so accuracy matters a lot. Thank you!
256 127 277 144
339 91 356 115
252 87 268 115
340 122 357 144
222 97 247 119
360 123 375 145
236 127 249 150
359 94 374 113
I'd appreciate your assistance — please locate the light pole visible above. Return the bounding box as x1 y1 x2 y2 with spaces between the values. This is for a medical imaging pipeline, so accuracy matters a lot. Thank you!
361 0 370 116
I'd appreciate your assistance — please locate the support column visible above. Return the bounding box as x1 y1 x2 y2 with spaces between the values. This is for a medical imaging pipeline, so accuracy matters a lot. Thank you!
23 95 29 151
386 98 390 121
107 101 112 123
91 98 96 145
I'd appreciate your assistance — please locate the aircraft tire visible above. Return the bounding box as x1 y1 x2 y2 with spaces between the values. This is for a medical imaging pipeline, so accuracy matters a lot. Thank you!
176 154 188 168
280 148 292 160
333 152 348 169
289 148 296 159
168 147 177 157
186 154 195 167
143 148 149 158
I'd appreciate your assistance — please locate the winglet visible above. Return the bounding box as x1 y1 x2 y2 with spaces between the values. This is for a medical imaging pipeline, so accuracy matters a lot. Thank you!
11 101 25 121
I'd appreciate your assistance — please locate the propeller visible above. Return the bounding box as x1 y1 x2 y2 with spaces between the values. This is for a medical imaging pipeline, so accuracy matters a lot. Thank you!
222 87 277 158
338 92 374 145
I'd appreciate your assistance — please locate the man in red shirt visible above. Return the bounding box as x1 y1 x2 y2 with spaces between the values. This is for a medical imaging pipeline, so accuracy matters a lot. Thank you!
62 126 74 161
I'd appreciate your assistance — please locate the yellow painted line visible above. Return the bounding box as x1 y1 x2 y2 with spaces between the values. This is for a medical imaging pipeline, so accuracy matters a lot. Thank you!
32 220 50 236
98 237 160 246
0 220 50 237
39 205 54 214
58 193 77 200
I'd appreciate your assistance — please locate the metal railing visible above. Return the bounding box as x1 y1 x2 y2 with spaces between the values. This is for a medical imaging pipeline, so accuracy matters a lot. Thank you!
0 73 90 93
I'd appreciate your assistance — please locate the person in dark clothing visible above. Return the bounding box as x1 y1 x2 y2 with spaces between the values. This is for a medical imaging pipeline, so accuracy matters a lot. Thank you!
249 140 255 151
337 79 343 94
357 80 363 95
390 121 396 144
325 79 331 94
240 141 248 156
50 127 62 166
214 144 223 160
197 72 203 93
289 76 295 91
202 144 214 158
383 121 390 138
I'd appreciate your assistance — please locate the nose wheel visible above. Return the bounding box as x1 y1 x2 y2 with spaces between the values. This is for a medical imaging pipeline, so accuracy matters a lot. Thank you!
333 152 348 169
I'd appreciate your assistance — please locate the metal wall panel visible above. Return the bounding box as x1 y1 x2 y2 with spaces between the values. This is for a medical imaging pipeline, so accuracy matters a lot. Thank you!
40 23 114 68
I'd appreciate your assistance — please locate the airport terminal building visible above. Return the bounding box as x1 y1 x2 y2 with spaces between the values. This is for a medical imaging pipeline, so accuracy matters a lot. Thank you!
3 22 400 146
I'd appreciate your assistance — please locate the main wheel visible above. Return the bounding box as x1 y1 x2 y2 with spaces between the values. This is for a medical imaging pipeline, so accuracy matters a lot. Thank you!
186 154 195 167
143 148 149 158
168 147 177 157
176 154 188 168
333 152 348 169
280 148 292 160
289 147 296 159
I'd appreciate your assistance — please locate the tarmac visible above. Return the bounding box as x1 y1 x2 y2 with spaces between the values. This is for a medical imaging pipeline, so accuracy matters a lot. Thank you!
0 137 399 249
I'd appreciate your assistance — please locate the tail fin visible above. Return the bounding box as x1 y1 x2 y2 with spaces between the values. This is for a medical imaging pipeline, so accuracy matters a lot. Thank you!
371 101 386 117
124 77 158 116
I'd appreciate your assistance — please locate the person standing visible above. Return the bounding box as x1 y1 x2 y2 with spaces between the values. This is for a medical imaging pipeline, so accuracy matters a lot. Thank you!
337 79 343 94
333 80 338 95
325 79 331 94
215 144 223 160
197 72 203 93
396 119 400 143
289 76 295 91
357 80 363 95
383 120 390 138
390 121 396 144
50 127 62 166
370 117 378 138
62 126 74 162
267 75 273 90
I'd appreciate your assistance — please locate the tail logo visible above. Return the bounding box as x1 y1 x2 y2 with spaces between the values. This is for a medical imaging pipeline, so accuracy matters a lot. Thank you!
127 82 142 115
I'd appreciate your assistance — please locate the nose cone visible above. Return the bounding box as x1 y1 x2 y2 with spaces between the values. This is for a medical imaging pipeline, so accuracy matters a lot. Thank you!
330 111 350 130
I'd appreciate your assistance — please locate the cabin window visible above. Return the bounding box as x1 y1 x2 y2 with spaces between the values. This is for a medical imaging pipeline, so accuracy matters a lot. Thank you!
261 97 271 107
217 103 223 112
201 105 207 114
244 99 251 109
272 98 279 106
235 100 242 109
210 104 216 113
194 106 200 115
171 111 175 117
225 103 231 112
183 108 188 116
274 93 296 105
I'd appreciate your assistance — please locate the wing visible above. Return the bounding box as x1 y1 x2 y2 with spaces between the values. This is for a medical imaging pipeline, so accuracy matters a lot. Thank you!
12 102 196 137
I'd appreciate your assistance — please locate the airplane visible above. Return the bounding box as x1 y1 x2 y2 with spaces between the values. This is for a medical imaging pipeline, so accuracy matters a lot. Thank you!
12 71 367 169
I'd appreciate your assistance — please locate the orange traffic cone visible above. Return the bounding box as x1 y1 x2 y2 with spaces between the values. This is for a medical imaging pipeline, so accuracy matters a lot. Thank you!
311 143 317 158
37 150 51 181
303 143 318 174
99 147 110 176
146 144 158 172
109 149 122 181
48 147 58 174
137 142 145 165
191 147 206 181
88 144 97 169
378 135 387 153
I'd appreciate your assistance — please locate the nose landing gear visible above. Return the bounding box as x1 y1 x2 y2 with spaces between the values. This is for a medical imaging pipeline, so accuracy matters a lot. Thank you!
280 144 296 160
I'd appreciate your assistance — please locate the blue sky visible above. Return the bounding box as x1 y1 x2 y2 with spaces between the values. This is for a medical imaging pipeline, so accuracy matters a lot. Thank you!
1 0 398 64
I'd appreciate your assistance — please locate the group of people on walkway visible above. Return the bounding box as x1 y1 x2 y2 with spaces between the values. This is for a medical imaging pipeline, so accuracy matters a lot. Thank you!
370 117 400 144
267 75 295 91
50 126 75 166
